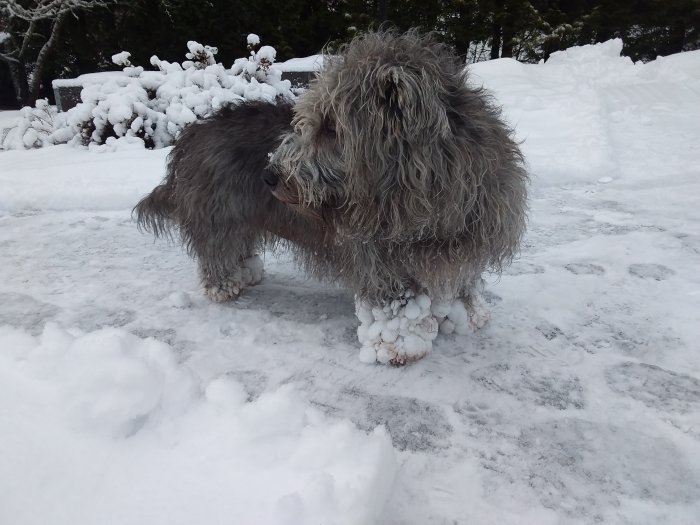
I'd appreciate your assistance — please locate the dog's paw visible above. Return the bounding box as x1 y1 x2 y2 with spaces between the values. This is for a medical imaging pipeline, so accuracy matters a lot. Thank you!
467 292 490 331
240 255 264 286
435 294 490 335
200 255 264 303
204 281 243 303
356 293 438 365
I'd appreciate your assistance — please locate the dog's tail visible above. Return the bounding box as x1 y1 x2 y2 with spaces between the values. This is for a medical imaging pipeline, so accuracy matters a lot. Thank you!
133 182 175 238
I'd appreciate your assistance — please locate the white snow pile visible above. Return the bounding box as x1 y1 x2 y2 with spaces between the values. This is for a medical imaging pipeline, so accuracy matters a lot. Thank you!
6 99 63 149
0 323 397 525
2 36 293 151
183 41 218 68
469 38 700 185
247 33 261 46
111 50 132 67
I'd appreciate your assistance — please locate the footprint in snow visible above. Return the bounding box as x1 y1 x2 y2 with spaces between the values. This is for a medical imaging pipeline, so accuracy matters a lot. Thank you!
564 263 606 276
605 361 700 413
75 307 136 331
504 261 545 276
326 388 454 452
628 263 675 281
518 418 700 516
0 292 60 335
471 363 585 410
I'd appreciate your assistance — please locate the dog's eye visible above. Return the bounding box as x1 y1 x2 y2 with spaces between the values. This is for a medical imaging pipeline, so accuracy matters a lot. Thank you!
322 116 336 135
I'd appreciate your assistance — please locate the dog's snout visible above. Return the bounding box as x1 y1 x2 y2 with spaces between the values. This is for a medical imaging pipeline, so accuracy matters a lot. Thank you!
263 170 279 189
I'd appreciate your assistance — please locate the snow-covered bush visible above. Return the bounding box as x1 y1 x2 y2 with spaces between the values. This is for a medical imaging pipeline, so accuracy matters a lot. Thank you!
4 35 293 150
13 99 65 148
231 33 280 83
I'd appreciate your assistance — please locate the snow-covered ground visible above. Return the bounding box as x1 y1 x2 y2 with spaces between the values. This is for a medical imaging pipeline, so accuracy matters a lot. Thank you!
1 40 700 524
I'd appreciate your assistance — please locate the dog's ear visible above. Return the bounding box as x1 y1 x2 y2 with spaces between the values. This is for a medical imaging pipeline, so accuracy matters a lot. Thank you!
377 65 451 139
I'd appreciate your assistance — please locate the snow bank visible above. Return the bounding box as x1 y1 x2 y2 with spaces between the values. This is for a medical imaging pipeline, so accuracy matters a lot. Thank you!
276 55 324 72
470 40 700 187
0 324 397 525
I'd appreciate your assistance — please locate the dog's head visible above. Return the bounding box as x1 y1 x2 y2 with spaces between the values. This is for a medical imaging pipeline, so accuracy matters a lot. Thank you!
268 30 489 241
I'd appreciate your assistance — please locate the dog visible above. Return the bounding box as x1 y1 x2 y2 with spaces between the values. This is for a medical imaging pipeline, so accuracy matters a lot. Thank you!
135 29 528 365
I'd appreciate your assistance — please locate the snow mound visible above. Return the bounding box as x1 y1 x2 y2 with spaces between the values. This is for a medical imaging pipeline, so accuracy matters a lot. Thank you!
543 38 635 79
111 51 132 67
470 38 700 187
276 54 324 72
0 324 397 525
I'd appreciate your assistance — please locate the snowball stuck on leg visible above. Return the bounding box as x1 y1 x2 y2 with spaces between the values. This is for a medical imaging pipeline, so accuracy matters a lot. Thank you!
433 281 491 335
356 292 438 366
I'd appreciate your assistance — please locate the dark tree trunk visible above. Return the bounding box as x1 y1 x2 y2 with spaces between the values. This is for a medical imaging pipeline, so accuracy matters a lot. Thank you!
668 19 686 54
28 11 68 106
8 60 30 107
1 39 30 106
378 0 389 24
501 25 514 57
500 0 515 58
491 0 505 59
491 20 501 59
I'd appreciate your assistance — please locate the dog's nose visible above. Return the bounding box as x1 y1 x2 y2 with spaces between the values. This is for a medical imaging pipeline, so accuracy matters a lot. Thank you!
263 170 279 189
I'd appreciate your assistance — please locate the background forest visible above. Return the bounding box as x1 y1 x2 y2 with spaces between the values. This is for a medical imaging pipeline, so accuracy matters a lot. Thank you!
1 0 699 108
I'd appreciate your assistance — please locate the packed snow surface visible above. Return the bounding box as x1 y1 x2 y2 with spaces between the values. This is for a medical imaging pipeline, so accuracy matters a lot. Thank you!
1 40 700 524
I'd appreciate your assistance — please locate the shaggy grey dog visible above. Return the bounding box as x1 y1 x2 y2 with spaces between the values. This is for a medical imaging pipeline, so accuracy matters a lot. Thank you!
135 30 528 365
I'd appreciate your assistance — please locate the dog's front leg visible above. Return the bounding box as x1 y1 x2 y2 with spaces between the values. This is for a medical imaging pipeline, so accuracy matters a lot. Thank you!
355 291 439 365
433 279 491 335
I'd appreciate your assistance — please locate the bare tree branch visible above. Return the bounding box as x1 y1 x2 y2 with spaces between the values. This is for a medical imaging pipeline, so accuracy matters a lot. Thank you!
20 19 39 59
0 0 116 105
0 51 21 63
0 0 112 22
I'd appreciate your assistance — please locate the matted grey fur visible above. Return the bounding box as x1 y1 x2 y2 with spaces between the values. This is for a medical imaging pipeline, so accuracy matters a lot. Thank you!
135 29 528 364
